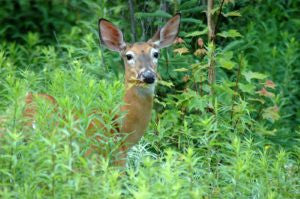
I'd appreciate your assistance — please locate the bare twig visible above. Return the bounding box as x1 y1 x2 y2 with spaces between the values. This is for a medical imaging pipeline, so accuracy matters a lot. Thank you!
213 0 225 43
231 55 242 124
208 50 216 89
200 75 203 96
98 38 106 69
231 55 243 133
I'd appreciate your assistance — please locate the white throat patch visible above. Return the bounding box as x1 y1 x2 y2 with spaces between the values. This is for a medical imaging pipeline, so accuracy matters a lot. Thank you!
137 83 156 97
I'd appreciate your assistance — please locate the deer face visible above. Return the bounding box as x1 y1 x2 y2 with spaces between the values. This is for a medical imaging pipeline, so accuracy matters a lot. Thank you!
99 14 180 89
122 42 158 85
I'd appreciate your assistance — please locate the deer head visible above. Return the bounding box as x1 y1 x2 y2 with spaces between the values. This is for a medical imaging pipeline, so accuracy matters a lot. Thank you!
98 14 181 94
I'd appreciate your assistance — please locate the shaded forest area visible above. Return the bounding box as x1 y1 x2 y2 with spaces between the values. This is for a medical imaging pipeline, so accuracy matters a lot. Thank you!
0 0 299 198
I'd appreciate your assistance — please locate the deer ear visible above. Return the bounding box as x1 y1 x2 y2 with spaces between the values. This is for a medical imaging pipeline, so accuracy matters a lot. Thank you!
148 13 181 49
99 19 126 52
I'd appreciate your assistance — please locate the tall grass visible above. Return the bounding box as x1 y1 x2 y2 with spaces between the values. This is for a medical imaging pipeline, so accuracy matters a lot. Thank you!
0 0 299 198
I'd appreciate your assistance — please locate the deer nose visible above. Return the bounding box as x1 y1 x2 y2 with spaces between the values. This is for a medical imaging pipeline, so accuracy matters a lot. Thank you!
141 70 155 84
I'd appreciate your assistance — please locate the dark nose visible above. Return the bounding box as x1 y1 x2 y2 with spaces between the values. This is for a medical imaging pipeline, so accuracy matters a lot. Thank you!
142 70 155 84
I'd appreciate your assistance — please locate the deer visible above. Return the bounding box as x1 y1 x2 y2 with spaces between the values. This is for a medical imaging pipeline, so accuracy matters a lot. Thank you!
22 13 181 167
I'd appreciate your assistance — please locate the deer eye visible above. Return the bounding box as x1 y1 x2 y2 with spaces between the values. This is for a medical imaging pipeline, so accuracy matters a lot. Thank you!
153 52 159 58
126 54 133 60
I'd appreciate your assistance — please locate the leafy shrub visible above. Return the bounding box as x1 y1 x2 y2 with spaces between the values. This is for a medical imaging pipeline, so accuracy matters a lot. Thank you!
0 0 299 198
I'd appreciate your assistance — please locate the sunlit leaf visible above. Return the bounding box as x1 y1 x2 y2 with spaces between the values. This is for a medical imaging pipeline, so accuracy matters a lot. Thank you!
248 97 265 104
242 71 267 82
189 96 206 112
222 51 234 60
215 84 236 95
262 106 280 123
174 68 189 72
219 58 235 70
218 29 242 38
194 49 206 56
154 98 166 107
191 63 208 70
256 124 277 135
223 11 242 17
181 18 204 24
158 80 174 88
185 28 208 37
173 47 189 55
238 83 255 94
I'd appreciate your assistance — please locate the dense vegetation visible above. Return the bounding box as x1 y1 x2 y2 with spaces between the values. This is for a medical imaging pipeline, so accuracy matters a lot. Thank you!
0 0 299 198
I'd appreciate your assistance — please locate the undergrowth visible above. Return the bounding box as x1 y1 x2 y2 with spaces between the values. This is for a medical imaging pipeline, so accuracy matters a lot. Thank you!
0 0 299 198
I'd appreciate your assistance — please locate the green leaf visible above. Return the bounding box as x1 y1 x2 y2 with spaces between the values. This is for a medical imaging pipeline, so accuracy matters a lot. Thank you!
215 84 236 95
135 11 171 18
185 28 208 37
223 11 242 17
154 98 166 107
218 29 242 38
219 58 235 70
158 80 174 88
180 0 199 9
173 47 189 55
191 63 208 70
217 51 235 70
238 83 255 94
189 97 206 112
181 18 204 24
222 51 234 60
174 68 189 72
262 106 280 123
242 71 267 82
249 97 265 104
223 40 244 51
180 7 203 14
211 7 220 15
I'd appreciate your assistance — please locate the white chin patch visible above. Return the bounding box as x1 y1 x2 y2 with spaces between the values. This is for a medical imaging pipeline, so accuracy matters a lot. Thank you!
137 82 156 96
147 83 156 93
153 58 158 64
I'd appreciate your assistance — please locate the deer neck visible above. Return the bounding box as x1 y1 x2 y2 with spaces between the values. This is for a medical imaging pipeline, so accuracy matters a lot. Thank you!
120 83 155 149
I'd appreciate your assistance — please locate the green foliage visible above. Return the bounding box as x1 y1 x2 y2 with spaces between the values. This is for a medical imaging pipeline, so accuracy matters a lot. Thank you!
0 0 300 198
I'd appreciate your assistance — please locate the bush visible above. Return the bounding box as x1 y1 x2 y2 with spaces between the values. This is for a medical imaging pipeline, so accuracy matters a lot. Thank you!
0 0 299 198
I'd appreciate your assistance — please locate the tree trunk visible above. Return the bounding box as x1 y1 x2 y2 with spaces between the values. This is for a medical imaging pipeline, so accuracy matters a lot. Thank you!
207 0 215 42
207 0 215 88
128 0 137 42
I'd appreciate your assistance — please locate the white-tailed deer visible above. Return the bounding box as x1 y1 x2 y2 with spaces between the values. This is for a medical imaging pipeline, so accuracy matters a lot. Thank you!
23 14 181 166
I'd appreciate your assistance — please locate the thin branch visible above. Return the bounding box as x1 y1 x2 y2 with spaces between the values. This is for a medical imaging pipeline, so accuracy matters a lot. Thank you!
98 37 106 69
231 55 243 127
213 0 225 43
